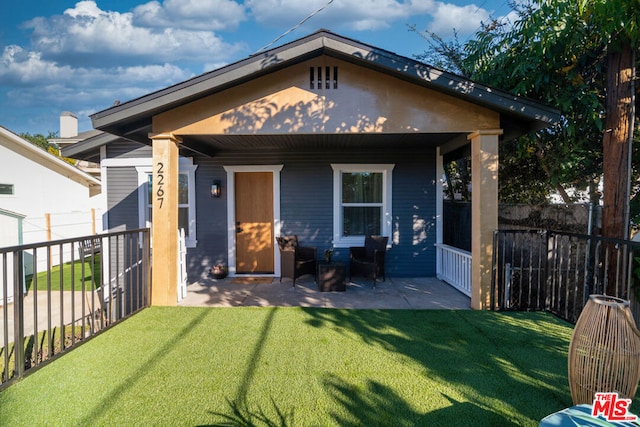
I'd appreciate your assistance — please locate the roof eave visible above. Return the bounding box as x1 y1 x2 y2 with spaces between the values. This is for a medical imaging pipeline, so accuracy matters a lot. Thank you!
0 126 102 189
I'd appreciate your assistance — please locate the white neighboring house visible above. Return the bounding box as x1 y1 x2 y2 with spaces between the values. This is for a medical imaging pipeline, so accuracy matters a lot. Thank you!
0 126 102 304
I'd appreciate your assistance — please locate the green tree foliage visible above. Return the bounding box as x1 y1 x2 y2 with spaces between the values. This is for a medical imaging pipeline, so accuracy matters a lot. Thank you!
442 146 471 201
499 135 554 204
414 0 639 210
20 131 76 166
20 132 56 151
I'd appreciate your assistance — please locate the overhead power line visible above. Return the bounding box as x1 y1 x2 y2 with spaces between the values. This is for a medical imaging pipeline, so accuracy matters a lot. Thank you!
255 0 335 54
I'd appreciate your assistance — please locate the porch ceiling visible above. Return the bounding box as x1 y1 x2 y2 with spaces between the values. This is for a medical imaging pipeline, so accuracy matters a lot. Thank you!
177 132 460 157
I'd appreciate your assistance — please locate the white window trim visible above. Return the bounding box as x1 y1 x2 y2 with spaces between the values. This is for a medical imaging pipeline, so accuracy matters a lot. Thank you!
331 164 394 248
136 157 198 248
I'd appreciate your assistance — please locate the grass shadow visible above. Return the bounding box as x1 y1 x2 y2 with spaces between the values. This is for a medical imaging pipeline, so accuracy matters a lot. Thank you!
205 397 293 427
302 308 574 423
321 374 514 426
204 308 293 426
76 309 210 425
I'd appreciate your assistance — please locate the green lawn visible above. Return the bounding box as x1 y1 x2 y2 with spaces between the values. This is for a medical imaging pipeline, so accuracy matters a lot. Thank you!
0 308 607 426
25 255 101 292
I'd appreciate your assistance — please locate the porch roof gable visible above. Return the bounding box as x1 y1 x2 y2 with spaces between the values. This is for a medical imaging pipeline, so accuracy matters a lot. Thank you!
90 29 560 145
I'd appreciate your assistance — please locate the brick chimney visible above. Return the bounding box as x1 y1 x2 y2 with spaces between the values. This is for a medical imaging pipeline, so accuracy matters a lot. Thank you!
60 111 78 138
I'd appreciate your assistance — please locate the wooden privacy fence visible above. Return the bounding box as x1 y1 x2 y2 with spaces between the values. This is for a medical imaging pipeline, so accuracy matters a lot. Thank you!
491 229 640 324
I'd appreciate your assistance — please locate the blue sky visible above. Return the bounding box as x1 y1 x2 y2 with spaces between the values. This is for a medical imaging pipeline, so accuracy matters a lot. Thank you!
0 0 516 136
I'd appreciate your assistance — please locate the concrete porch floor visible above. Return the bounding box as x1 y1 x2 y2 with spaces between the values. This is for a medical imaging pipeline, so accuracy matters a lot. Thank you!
178 276 471 309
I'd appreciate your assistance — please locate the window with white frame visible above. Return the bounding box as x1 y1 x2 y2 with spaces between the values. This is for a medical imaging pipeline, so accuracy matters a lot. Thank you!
136 158 197 247
331 164 394 247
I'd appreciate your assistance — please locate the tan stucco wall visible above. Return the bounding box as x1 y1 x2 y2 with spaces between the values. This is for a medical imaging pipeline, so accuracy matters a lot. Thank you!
153 57 499 135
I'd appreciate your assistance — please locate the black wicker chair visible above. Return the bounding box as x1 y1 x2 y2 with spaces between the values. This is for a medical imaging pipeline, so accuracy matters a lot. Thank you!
349 236 388 288
276 235 317 287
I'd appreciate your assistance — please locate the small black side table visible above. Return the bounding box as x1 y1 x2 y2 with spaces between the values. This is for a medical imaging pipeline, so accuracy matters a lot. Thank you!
317 262 346 292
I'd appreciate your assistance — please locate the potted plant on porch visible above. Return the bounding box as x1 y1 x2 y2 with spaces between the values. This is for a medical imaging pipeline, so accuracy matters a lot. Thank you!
210 263 228 279
324 249 333 263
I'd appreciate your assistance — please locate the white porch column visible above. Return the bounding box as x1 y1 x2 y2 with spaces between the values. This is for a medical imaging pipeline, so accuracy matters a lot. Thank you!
468 129 502 309
150 132 181 306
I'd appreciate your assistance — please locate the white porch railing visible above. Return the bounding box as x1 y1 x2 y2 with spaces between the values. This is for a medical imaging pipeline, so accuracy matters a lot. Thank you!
435 243 472 297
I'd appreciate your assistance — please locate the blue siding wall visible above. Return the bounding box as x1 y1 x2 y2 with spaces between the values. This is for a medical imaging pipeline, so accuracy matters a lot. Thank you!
391 158 437 277
102 143 437 281
189 148 436 280
106 167 139 232
107 141 152 158
190 159 228 278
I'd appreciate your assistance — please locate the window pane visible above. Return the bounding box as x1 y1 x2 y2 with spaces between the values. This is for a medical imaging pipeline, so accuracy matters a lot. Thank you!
0 184 14 195
179 207 189 236
343 207 380 236
342 172 382 203
147 174 153 205
179 174 188 204
147 174 188 205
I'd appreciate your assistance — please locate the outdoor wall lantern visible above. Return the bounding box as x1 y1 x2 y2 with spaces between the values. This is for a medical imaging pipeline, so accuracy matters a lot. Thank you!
211 180 222 198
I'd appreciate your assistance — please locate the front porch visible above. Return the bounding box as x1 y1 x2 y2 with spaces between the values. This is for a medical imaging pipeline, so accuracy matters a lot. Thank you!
179 276 471 309
71 30 562 310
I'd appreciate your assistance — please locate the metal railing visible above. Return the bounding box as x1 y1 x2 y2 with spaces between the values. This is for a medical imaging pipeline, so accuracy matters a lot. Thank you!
435 243 472 297
0 228 150 388
491 229 640 323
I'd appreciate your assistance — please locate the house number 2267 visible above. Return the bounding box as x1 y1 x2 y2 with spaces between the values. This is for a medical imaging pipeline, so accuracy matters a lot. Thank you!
155 162 165 209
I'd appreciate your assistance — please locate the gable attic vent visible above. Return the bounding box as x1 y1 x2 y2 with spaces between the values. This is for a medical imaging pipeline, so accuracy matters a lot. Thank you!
310 66 338 90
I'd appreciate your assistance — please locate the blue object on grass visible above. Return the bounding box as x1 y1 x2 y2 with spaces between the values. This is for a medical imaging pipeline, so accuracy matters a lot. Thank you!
540 404 640 426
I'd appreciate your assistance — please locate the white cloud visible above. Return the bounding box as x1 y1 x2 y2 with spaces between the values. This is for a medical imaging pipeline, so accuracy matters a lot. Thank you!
0 44 192 110
133 0 247 31
0 46 74 85
427 3 493 37
24 1 245 67
1 1 250 134
245 0 506 38
247 0 436 31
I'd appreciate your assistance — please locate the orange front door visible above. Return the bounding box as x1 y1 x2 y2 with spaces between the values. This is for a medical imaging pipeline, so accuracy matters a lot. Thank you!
235 172 274 273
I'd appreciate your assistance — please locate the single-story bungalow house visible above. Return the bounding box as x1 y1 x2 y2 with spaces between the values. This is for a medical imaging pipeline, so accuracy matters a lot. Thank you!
62 30 560 309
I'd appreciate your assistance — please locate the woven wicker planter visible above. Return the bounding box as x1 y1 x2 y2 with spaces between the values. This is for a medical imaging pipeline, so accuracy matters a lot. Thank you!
568 294 640 405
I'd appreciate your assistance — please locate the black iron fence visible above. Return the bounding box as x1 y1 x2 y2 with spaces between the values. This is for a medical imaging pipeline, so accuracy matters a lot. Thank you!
0 229 150 388
491 229 640 324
